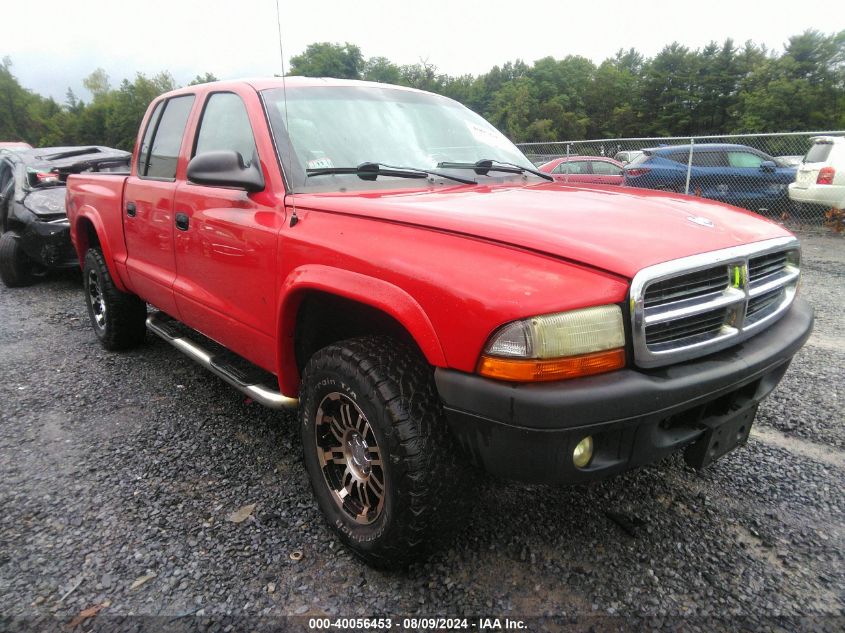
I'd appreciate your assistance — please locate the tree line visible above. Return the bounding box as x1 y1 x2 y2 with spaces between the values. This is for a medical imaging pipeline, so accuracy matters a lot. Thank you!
0 60 217 151
1 29 842 151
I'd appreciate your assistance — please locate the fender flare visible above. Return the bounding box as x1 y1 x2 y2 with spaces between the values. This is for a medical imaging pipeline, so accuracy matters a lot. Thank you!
71 209 129 293
276 265 447 395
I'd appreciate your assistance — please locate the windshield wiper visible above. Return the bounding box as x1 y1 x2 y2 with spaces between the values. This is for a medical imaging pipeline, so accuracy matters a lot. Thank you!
307 162 477 185
437 158 553 182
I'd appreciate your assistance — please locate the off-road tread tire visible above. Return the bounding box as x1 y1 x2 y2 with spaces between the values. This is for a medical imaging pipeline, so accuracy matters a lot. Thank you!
300 336 472 569
0 231 35 287
83 248 147 350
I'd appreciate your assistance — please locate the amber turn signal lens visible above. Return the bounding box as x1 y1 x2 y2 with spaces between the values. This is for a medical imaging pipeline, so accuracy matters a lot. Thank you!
477 348 625 382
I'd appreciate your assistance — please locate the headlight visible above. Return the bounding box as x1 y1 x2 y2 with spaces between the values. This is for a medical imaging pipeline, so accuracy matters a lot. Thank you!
478 304 626 382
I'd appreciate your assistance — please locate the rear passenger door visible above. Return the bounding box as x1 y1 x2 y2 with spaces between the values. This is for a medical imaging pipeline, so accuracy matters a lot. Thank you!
551 160 591 183
124 94 196 316
590 159 623 185
689 150 729 200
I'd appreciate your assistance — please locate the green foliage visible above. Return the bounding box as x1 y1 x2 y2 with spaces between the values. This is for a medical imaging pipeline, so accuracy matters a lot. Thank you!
189 72 219 86
362 57 401 84
734 31 845 132
289 42 364 79
0 30 842 151
0 67 181 151
83 68 111 98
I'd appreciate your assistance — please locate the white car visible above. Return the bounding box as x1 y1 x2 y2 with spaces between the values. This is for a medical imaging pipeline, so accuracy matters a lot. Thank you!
613 150 643 165
789 136 845 210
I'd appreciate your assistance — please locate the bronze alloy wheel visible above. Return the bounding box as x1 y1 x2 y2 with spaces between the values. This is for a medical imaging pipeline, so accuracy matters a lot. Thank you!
87 268 107 330
300 337 474 567
314 391 386 524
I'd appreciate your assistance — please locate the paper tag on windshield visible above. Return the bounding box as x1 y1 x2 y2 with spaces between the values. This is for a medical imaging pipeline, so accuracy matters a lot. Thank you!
465 122 513 151
307 157 334 169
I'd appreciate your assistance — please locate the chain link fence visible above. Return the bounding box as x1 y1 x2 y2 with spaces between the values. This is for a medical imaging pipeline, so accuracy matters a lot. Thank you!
516 132 845 232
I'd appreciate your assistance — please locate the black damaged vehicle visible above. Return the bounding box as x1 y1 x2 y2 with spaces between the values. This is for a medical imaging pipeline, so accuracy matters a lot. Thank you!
0 146 130 287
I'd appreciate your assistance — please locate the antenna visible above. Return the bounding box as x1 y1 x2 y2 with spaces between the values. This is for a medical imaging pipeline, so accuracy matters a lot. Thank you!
275 0 298 227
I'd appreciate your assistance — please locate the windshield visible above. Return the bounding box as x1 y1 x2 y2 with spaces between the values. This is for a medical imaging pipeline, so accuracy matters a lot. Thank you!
262 85 533 192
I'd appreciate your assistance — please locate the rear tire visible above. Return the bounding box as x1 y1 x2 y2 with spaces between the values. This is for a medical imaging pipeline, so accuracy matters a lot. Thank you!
0 231 35 288
299 336 469 568
83 248 147 350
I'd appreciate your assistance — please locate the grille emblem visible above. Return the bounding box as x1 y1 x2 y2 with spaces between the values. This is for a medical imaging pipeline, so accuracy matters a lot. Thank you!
687 215 714 227
731 264 746 289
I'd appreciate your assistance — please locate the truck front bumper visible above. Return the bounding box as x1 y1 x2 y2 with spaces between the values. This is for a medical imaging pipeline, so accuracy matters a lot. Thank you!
435 298 814 485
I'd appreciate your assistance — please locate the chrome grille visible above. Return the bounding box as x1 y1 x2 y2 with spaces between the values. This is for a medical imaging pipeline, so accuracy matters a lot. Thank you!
630 237 800 368
749 251 788 283
644 266 729 308
746 287 785 323
645 308 728 346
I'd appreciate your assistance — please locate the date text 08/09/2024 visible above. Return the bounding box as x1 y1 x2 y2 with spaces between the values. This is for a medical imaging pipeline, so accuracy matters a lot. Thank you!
307 617 527 630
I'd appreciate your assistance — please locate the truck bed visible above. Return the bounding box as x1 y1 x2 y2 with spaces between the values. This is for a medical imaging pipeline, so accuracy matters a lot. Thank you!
66 173 130 286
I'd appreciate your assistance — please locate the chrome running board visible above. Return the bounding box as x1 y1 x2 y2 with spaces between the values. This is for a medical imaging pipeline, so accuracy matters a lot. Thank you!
146 312 298 409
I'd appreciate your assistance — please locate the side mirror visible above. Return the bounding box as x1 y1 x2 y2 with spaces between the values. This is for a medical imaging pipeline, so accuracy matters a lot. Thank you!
186 150 265 192
760 160 776 172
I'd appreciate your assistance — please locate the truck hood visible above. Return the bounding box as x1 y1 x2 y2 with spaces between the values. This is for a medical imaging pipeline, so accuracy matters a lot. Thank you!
295 182 792 279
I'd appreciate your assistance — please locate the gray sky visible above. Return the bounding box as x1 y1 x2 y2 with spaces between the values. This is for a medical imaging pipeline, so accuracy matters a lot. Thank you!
2 0 839 103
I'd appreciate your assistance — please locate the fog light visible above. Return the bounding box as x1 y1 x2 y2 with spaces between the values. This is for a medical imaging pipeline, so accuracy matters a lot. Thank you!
573 436 593 468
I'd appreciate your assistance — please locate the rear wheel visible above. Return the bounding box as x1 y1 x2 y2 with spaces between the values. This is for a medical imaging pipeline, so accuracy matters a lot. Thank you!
299 336 469 568
0 230 35 288
83 248 147 350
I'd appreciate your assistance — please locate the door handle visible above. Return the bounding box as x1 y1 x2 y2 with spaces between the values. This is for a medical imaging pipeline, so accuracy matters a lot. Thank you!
126 202 136 217
175 212 189 231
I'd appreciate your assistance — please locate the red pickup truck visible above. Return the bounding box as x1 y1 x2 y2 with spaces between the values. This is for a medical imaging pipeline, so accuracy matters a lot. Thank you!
66 78 813 567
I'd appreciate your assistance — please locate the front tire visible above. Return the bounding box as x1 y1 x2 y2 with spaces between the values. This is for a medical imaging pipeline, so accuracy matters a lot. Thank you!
0 231 35 288
83 248 147 350
300 336 466 568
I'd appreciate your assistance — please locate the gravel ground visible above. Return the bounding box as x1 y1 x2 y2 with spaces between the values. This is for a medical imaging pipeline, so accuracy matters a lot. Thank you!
0 233 843 632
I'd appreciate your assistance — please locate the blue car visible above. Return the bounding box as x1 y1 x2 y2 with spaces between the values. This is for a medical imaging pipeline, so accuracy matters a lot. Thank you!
623 143 797 213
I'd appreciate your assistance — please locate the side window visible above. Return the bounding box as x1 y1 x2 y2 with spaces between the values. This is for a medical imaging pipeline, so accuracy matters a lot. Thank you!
556 161 590 174
137 100 164 177
193 92 257 163
143 95 195 180
727 151 764 169
592 161 622 175
691 152 728 168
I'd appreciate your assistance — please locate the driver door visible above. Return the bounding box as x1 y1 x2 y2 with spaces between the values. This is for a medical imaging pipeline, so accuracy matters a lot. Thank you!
172 89 284 373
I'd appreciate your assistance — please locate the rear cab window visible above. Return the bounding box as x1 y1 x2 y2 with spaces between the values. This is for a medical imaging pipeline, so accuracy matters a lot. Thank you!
138 95 196 180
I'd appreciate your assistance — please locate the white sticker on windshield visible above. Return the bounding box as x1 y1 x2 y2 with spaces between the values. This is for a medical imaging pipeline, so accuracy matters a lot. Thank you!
307 157 334 169
465 122 512 150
